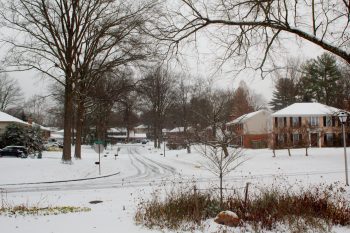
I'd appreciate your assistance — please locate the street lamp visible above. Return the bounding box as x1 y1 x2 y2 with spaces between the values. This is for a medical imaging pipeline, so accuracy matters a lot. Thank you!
338 112 349 186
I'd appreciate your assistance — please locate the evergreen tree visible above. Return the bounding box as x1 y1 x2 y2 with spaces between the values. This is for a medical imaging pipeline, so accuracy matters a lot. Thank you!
1 123 26 147
269 77 299 111
300 53 342 106
1 123 43 153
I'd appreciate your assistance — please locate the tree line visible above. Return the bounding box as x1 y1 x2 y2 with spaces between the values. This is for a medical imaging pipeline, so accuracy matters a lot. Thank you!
270 53 350 111
0 0 349 162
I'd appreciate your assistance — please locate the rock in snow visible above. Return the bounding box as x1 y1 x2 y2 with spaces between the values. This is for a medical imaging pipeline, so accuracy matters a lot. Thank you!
214 210 240 227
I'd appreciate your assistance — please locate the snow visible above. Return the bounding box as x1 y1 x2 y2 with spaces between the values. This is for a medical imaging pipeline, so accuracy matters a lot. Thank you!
0 111 28 125
32 122 51 132
0 144 349 233
135 124 148 129
272 102 343 117
227 110 268 125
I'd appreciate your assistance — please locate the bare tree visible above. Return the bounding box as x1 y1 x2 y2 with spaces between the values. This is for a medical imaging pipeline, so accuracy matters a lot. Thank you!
89 69 135 145
150 0 350 73
0 74 23 111
195 137 245 206
117 90 140 142
138 67 177 148
0 0 157 162
23 95 49 125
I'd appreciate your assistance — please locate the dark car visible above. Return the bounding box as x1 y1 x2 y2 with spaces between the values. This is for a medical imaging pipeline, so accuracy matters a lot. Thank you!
0 146 28 158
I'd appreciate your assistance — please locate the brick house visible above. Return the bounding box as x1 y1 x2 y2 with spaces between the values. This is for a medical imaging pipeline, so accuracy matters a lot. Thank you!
271 102 348 148
226 110 271 148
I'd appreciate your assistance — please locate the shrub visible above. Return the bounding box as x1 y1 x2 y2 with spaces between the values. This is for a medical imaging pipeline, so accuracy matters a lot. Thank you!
135 183 350 232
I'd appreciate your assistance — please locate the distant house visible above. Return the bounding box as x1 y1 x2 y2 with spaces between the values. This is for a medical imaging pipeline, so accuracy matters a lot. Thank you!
107 127 146 143
134 124 150 134
271 102 347 148
166 127 194 149
0 111 29 136
226 110 271 148
0 111 51 140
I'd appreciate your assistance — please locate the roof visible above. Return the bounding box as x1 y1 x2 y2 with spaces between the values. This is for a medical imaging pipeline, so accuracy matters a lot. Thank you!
169 127 185 133
169 127 193 133
272 103 342 117
0 111 28 125
227 110 268 125
135 124 148 129
32 122 51 132
107 128 127 133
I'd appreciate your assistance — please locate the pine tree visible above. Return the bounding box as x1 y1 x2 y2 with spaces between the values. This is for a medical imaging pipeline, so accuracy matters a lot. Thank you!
300 53 342 106
269 78 299 111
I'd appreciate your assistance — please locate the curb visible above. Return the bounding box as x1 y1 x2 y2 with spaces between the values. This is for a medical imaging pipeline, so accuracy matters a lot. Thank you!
0 172 121 186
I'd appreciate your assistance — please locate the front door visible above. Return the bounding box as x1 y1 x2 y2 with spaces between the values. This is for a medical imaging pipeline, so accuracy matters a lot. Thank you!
310 133 318 147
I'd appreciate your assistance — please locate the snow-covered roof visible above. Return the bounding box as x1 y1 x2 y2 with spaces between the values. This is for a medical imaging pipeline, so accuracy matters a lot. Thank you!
0 111 28 125
32 122 51 132
134 124 148 129
107 128 127 133
227 110 267 125
272 103 342 117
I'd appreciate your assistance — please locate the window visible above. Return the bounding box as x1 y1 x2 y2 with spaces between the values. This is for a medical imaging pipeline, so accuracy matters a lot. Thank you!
325 133 334 146
292 133 300 143
326 133 333 141
278 117 285 128
278 134 285 143
325 116 332 127
309 117 319 126
292 117 300 127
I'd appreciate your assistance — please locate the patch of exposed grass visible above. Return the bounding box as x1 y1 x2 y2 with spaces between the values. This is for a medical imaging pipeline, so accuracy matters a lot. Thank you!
0 205 91 217
0 192 91 217
135 183 350 232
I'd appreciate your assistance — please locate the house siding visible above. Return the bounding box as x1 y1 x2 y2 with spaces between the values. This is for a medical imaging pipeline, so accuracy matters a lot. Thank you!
270 115 349 148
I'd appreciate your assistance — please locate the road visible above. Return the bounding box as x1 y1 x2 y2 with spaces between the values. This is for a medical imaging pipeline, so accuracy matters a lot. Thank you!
0 145 345 194
0 146 179 193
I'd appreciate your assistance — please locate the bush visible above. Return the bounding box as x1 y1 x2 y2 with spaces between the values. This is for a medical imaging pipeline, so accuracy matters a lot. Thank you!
135 183 350 232
135 186 220 231
1 123 43 153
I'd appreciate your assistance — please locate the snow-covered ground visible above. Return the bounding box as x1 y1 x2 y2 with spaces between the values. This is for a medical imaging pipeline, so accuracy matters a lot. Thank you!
0 144 349 233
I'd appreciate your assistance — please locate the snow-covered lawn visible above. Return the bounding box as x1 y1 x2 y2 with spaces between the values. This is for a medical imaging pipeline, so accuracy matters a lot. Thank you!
0 144 349 232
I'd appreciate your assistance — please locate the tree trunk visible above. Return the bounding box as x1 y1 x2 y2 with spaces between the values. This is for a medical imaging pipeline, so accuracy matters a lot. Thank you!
223 144 229 158
219 172 223 207
288 148 291 156
153 124 157 148
74 99 84 159
62 78 73 162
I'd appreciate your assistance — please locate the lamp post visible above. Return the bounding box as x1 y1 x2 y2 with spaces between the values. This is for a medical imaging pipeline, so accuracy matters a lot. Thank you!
338 112 349 186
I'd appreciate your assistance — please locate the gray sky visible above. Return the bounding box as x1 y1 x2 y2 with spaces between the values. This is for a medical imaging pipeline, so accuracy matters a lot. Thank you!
4 24 326 102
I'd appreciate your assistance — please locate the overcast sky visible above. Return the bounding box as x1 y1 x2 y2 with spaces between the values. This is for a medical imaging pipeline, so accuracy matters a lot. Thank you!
3 21 327 103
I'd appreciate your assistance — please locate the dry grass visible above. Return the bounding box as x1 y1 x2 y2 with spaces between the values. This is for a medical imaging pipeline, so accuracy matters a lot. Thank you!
135 183 350 232
0 191 90 217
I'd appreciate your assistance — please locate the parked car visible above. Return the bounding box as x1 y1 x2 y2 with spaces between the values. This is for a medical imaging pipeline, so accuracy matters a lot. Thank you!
0 146 28 158
141 139 148 144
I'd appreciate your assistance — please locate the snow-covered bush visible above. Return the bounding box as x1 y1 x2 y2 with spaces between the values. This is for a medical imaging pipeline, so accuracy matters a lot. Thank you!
1 123 44 153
